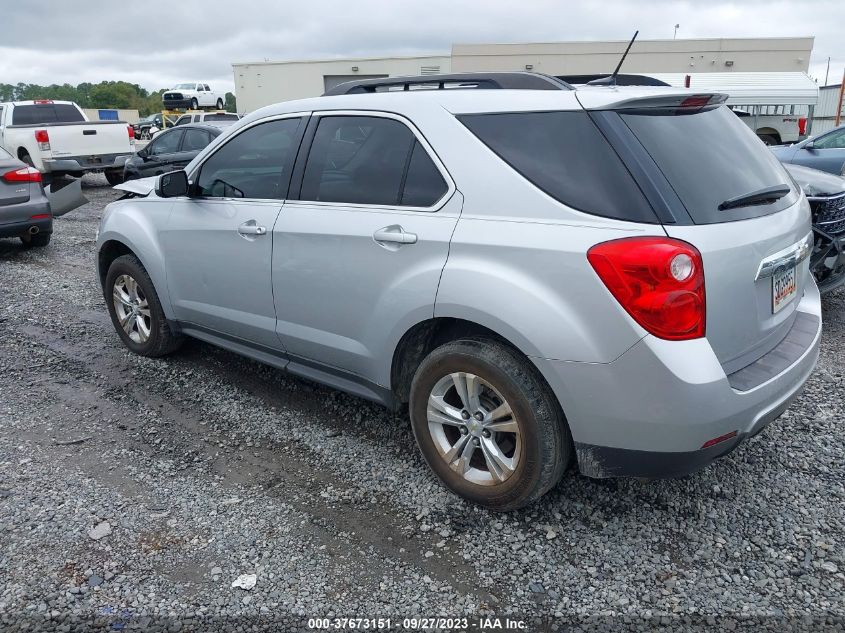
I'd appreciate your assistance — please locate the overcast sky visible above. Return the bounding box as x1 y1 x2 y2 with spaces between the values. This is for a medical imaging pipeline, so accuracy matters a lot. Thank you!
1 0 843 93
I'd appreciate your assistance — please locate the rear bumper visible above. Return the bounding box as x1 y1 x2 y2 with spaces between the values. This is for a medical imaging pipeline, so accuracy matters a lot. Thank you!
43 154 131 173
0 215 53 239
536 282 822 478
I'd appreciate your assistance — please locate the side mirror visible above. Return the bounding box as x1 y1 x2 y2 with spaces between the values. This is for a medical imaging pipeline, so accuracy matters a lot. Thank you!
156 170 189 198
804 141 815 150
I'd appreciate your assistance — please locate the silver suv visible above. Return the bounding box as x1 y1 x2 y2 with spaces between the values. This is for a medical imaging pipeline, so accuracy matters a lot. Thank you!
97 73 822 511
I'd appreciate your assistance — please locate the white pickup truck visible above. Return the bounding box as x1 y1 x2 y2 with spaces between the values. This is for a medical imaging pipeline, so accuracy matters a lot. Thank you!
731 107 807 145
0 100 135 185
162 83 226 111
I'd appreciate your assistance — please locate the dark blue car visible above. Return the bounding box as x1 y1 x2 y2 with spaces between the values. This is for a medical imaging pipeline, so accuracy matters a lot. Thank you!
771 124 845 176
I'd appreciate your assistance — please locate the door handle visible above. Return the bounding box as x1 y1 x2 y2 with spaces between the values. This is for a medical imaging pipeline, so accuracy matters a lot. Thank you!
373 225 417 245
238 221 267 236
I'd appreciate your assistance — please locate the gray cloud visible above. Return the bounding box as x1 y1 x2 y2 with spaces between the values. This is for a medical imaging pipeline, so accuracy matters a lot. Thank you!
0 0 842 93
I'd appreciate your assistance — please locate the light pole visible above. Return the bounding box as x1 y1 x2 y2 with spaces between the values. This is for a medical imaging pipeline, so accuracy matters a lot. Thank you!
674 24 680 40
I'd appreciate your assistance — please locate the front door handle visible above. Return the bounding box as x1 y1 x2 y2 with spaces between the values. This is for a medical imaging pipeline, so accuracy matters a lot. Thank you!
238 221 267 236
373 225 417 245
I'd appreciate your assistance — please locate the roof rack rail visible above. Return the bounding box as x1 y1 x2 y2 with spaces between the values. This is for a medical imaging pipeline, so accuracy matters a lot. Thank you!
323 72 574 96
557 74 671 87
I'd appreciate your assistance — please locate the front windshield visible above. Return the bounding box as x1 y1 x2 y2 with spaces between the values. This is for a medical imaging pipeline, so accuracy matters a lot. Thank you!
173 83 195 89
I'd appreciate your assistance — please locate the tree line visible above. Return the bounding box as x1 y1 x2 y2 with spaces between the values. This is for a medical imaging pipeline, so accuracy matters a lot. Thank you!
0 81 237 115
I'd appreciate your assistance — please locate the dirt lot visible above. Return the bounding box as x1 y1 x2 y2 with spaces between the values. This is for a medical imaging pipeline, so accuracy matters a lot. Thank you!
1 176 843 632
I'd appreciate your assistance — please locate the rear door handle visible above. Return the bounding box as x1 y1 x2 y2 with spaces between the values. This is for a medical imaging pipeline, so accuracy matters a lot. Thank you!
238 221 267 236
373 225 417 245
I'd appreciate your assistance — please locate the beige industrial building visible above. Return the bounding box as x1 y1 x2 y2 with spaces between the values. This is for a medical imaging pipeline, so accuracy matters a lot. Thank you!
232 36 815 111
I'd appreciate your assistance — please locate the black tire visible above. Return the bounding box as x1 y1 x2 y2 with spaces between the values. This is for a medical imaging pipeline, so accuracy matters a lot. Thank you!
104 169 124 186
19 151 34 167
409 338 571 511
191 98 198 110
20 233 50 248
104 254 183 357
758 134 779 146
216 98 224 110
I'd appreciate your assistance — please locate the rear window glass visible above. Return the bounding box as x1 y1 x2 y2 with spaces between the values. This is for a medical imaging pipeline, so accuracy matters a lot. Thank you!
13 104 85 125
620 106 798 223
458 111 656 223
204 113 238 121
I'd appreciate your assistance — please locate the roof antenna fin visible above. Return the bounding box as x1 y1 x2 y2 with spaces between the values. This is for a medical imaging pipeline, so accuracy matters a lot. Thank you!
588 31 639 86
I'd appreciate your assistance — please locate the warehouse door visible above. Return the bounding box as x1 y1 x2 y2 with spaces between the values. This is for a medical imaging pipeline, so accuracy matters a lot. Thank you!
323 75 388 93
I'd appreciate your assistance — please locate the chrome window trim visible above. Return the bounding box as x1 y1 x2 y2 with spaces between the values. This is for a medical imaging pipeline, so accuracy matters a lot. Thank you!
288 109 456 213
755 232 813 280
187 111 311 203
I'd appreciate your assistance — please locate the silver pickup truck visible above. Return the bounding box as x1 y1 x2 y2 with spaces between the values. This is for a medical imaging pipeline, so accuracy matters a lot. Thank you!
0 100 135 185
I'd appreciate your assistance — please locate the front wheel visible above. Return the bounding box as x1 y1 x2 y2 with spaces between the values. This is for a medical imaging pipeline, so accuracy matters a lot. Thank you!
105 169 124 186
409 338 570 511
190 98 198 110
105 254 183 357
216 98 224 110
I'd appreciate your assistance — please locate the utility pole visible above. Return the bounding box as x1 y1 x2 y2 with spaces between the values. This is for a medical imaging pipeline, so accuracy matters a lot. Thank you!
835 68 844 127
674 24 680 40
825 57 831 85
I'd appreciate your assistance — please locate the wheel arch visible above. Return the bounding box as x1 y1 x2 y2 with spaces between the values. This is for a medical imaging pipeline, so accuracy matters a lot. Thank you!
390 317 548 406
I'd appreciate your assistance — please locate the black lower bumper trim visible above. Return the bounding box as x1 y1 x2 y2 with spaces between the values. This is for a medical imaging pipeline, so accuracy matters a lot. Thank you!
0 217 53 239
575 436 744 479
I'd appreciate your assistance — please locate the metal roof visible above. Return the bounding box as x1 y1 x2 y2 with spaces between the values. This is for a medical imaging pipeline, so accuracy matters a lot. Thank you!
646 72 819 106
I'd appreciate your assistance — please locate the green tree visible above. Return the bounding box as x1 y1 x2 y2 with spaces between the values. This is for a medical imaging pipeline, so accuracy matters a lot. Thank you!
224 92 237 113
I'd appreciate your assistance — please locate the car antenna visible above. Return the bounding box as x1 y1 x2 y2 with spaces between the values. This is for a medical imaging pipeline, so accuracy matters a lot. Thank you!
587 31 639 86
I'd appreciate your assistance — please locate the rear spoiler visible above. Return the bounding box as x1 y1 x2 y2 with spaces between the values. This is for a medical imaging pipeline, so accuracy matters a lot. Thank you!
577 92 729 111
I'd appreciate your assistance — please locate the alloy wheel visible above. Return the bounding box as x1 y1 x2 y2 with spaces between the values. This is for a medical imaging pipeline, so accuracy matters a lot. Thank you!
426 372 521 485
112 274 152 344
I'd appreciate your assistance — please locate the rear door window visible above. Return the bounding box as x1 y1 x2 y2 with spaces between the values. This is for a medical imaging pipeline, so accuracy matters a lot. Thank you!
181 128 211 152
459 111 657 223
619 106 798 223
149 129 183 156
300 115 448 207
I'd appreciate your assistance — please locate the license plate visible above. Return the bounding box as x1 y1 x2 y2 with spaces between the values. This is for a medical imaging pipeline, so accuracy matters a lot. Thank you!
772 266 797 313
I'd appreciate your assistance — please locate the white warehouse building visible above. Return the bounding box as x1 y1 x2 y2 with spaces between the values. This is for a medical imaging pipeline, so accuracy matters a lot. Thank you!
232 36 816 111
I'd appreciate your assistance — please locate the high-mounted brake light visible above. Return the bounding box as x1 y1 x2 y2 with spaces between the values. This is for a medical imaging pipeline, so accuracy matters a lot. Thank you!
2 167 42 183
680 95 713 108
587 237 706 341
34 129 51 151
33 99 54 104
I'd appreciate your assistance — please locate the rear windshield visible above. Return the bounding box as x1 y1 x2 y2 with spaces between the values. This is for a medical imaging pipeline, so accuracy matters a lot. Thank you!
204 113 238 121
13 104 85 125
459 111 657 223
620 106 798 223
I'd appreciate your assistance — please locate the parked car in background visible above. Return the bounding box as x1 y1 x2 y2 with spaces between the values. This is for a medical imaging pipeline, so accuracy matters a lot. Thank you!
771 124 845 176
98 73 821 510
0 146 52 247
783 162 845 293
123 123 221 181
132 113 165 140
0 100 135 186
162 83 226 111
171 111 239 129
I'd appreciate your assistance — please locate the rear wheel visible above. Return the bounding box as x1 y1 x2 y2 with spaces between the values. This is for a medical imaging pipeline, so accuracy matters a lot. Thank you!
758 134 779 146
191 98 198 110
105 254 183 357
216 98 224 110
409 338 570 511
19 151 34 167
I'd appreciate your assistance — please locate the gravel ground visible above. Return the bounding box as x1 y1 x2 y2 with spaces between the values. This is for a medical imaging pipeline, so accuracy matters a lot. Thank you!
0 175 843 632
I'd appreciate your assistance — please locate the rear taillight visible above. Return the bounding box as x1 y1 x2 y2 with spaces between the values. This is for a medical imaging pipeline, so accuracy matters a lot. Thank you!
2 167 42 183
587 237 706 341
34 129 50 151
798 117 807 136
128 125 135 142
